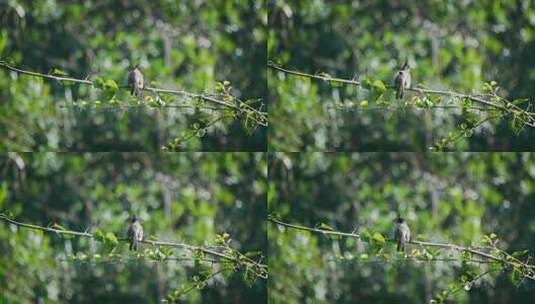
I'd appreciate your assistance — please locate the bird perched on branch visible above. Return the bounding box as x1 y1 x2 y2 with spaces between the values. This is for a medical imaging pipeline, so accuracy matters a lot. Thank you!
127 64 144 98
394 216 411 252
127 215 143 251
394 60 411 99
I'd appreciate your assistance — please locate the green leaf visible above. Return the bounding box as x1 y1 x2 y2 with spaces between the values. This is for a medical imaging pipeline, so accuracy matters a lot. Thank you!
483 82 493 93
512 98 528 106
102 90 116 102
508 113 524 135
360 229 372 243
51 223 66 230
104 79 119 90
372 79 386 93
315 222 334 231
361 78 372 90
105 232 118 245
93 77 105 89
372 232 386 244
245 251 262 258
50 68 68 76
369 79 386 101
509 267 522 286
161 247 174 257
196 129 207 138
512 250 528 257
94 230 105 242
148 235 161 241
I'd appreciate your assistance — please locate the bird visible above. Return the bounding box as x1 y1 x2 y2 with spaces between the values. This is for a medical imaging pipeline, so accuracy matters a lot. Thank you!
394 60 411 99
394 216 411 252
127 64 144 98
127 215 143 251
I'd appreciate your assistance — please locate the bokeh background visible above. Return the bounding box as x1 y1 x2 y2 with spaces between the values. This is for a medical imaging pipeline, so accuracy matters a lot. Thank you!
0 0 267 151
268 0 535 151
268 152 535 303
0 152 267 303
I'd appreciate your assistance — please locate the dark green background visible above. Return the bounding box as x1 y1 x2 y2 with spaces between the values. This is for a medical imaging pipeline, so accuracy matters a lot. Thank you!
268 152 535 303
0 152 267 303
0 0 266 151
268 0 535 151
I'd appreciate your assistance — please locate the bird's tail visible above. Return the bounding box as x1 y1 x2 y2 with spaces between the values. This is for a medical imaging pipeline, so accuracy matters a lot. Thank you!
396 84 404 99
130 84 143 98
129 239 138 251
131 87 142 98
397 240 404 252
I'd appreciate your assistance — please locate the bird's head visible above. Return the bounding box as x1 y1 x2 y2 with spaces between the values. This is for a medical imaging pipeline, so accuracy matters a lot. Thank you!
396 216 405 224
401 59 410 70
131 215 138 222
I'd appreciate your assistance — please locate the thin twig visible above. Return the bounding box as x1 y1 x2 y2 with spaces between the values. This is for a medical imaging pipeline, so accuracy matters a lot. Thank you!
329 257 492 265
269 217 359 238
330 105 489 112
57 256 224 264
59 105 221 110
163 113 235 151
436 268 498 301
172 268 228 298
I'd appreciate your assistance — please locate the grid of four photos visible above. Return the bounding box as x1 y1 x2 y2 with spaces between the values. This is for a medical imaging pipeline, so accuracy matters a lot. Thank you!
1 1 535 303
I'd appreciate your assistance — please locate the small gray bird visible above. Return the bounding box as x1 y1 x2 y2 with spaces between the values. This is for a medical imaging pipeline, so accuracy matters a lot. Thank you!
394 60 411 99
394 217 411 252
127 215 143 251
127 65 144 97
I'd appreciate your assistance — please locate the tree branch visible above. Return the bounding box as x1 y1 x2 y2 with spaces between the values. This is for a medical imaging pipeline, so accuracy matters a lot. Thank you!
330 105 489 112
0 61 267 127
0 214 267 273
59 104 222 111
268 216 535 277
268 62 535 128
269 216 359 238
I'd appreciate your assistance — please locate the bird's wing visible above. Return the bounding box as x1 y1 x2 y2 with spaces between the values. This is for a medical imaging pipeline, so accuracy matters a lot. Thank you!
127 70 136 85
394 72 404 88
394 225 401 241
394 72 401 85
127 226 133 238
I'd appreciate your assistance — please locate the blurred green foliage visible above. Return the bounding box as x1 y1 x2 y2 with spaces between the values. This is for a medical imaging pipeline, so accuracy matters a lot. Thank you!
268 0 535 151
268 152 535 303
0 0 267 151
0 152 267 303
